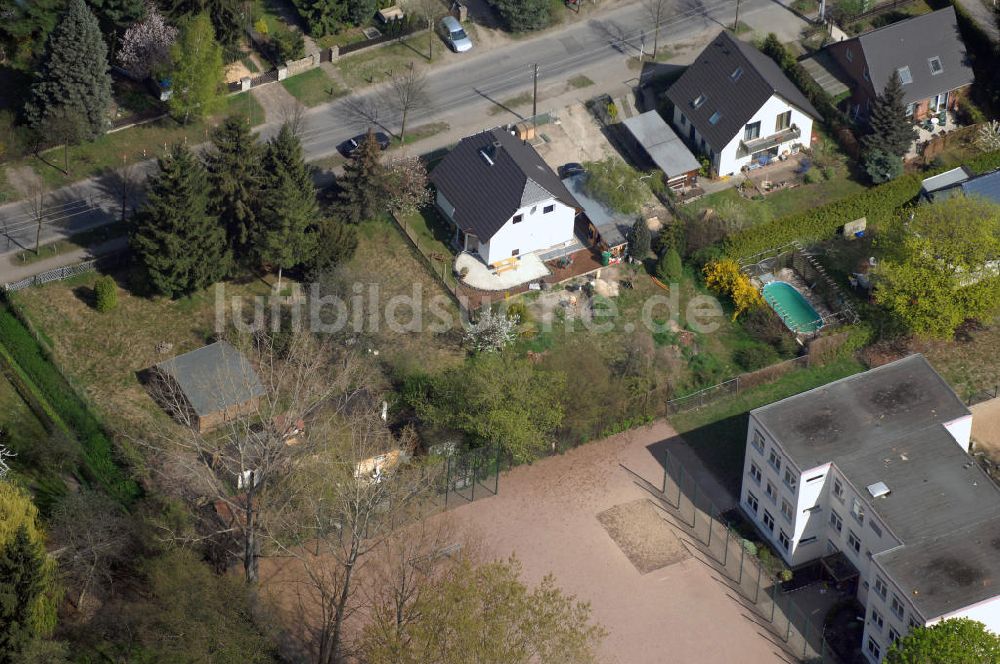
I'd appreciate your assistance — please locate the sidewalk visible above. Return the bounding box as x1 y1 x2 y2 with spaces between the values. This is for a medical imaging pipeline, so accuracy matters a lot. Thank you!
2 237 127 286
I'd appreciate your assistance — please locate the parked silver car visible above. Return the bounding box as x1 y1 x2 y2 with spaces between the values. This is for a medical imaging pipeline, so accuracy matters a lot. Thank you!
440 16 472 53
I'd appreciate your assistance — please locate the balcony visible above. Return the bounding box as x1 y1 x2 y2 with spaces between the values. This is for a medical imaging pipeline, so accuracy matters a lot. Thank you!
738 125 802 157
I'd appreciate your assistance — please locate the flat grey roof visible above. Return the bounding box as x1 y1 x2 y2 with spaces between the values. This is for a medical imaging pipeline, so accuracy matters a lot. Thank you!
800 51 850 99
754 354 969 472
562 174 631 248
920 166 971 194
156 341 266 417
621 111 700 178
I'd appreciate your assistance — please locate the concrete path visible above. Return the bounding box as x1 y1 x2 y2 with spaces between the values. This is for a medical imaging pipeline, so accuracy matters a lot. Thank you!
2 236 128 285
251 83 301 124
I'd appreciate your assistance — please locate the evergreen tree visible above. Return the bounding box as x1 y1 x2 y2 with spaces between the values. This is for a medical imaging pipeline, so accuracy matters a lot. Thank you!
306 219 358 280
255 124 320 289
656 248 683 282
24 0 113 142
0 0 63 68
205 116 263 261
628 219 650 259
862 71 918 159
168 12 224 124
863 148 904 184
0 526 47 657
493 0 552 31
337 130 387 224
130 143 231 297
87 0 147 41
162 0 241 59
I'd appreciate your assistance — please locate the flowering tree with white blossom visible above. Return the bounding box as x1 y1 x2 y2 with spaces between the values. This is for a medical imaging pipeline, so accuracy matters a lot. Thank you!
117 3 178 80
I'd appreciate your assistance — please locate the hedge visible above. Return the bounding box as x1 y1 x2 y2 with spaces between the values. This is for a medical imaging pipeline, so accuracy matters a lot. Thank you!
724 173 923 257
0 306 139 505
965 149 1000 175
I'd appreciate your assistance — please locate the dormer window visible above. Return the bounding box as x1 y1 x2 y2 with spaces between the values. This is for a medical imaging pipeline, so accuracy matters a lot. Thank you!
730 67 743 81
708 111 721 125
928 56 943 75
897 66 913 85
692 94 706 109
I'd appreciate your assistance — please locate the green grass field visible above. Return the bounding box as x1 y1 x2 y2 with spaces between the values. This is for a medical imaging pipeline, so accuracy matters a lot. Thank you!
281 68 347 107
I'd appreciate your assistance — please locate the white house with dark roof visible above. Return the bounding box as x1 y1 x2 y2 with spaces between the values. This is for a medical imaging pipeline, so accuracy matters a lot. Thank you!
739 355 1000 663
665 30 818 177
429 128 580 268
824 7 974 122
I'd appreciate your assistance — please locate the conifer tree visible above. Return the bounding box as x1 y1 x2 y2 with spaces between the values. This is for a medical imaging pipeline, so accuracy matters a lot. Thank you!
337 130 387 224
862 71 918 159
255 124 319 289
0 526 50 656
25 0 113 142
205 116 263 261
130 143 231 297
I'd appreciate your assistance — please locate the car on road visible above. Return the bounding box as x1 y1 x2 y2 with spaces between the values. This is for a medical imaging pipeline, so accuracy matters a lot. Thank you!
440 16 472 53
338 131 391 157
558 162 585 179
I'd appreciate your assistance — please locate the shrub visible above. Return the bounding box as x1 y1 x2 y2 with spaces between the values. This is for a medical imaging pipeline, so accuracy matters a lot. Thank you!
688 352 726 388
656 248 683 282
733 344 780 372
802 170 819 185
965 148 1000 175
493 0 552 31
582 157 646 215
821 166 835 180
742 540 758 556
94 275 118 312
957 96 987 125
703 259 763 319
628 219 651 259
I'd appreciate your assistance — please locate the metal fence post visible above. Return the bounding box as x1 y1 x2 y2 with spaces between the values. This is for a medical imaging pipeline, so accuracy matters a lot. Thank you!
721 528 728 567
706 508 713 550
691 483 699 529
677 464 685 509
662 449 669 495
785 601 793 642
753 561 762 603
737 543 745 585
770 578 778 622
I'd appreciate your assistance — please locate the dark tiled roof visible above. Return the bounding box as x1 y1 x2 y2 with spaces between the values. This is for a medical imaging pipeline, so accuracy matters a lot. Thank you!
156 341 266 417
665 31 818 149
856 7 974 105
429 128 579 241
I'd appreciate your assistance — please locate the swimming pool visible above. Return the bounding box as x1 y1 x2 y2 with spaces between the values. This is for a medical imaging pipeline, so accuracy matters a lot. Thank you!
762 281 823 334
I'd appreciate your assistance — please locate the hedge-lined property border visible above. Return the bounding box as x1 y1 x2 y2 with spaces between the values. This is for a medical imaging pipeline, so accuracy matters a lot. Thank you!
0 305 139 505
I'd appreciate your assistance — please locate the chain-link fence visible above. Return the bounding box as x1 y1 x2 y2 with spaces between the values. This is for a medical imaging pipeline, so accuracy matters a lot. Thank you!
648 449 844 663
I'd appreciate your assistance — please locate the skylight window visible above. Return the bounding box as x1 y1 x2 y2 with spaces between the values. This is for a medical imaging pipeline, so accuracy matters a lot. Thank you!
897 66 913 85
692 94 706 109
708 111 721 125
731 67 743 81
928 56 943 75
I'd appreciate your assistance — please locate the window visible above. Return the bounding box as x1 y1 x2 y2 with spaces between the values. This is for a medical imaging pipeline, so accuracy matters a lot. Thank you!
800 536 817 545
867 637 881 661
744 121 761 141
766 480 777 503
852 498 865 525
928 56 943 75
511 249 519 256
751 429 765 453
692 94 706 109
762 510 775 532
775 110 791 132
768 449 782 472
781 499 793 522
870 608 884 631
731 67 743 81
708 111 721 125
890 595 904 620
897 66 913 85
750 462 762 484
746 490 759 514
848 530 861 554
889 627 900 646
512 213 524 224
870 520 883 538
778 530 790 551
833 479 845 501
846 48 853 62
830 510 843 533
783 468 798 492
543 204 554 214
905 102 916 117
874 576 887 601
909 616 920 630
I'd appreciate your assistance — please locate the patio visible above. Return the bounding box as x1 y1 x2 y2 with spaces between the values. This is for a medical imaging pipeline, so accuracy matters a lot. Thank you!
456 252 551 291
906 110 961 160
740 153 810 197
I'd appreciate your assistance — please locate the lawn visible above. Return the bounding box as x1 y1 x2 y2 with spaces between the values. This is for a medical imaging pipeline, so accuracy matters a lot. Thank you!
281 68 347 107
670 355 866 492
567 75 594 89
401 122 449 146
488 92 532 115
332 35 442 88
26 94 265 193
920 319 1000 401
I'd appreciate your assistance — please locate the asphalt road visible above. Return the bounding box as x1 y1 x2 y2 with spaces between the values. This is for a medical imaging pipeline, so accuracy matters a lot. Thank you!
0 0 785 271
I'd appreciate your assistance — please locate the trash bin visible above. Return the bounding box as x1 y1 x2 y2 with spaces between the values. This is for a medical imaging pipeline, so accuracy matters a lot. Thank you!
601 251 611 266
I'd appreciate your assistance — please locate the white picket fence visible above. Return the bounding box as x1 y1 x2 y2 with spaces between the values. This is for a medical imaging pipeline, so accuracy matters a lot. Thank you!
3 252 126 292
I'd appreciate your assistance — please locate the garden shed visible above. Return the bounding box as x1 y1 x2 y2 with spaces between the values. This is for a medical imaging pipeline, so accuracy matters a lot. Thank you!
621 111 700 190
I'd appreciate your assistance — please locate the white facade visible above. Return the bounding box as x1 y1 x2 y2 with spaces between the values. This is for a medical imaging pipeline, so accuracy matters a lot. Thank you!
673 94 814 177
739 409 985 663
436 191 575 267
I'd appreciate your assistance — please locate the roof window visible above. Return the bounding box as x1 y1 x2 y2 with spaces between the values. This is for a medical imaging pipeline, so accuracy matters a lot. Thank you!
731 67 743 81
692 94 706 109
708 111 721 125
928 56 943 75
897 66 912 85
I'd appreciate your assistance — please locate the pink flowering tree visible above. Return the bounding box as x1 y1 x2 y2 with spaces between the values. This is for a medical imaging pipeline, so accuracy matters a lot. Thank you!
117 3 178 80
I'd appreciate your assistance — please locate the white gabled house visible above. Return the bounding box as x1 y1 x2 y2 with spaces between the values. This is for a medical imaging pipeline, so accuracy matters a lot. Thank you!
739 355 1000 663
429 128 580 268
666 31 819 177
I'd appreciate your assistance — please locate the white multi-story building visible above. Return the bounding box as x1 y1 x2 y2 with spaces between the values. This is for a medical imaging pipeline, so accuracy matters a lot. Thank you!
739 355 1000 662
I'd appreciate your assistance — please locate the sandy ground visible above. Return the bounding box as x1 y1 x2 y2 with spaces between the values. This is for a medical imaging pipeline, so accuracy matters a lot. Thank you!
446 420 788 664
535 102 618 170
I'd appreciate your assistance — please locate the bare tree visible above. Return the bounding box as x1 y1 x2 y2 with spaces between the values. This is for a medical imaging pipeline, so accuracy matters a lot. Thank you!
21 172 48 255
107 154 145 224
268 406 432 664
50 491 133 612
144 329 376 585
404 0 444 60
643 0 669 61
0 444 12 479
384 63 429 146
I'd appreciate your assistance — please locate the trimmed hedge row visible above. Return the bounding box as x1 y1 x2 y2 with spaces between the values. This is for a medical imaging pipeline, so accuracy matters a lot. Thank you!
0 306 139 504
724 173 923 258
965 149 1000 175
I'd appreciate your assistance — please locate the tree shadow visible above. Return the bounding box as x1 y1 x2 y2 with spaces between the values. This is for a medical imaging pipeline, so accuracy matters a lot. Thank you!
474 88 523 120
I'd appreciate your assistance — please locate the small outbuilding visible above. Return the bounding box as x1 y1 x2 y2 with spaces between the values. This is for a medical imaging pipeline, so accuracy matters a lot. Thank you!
621 110 700 190
154 340 266 432
562 174 631 264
